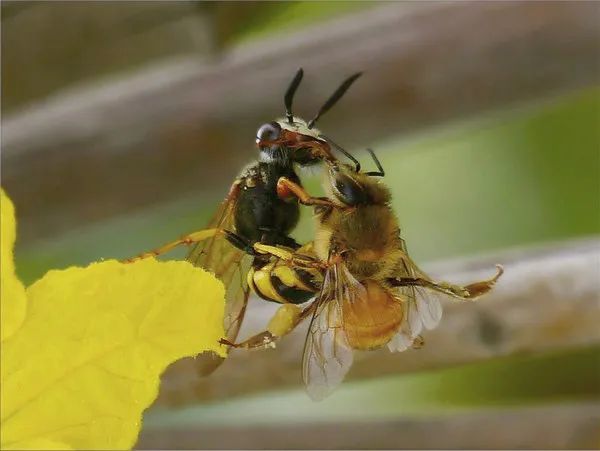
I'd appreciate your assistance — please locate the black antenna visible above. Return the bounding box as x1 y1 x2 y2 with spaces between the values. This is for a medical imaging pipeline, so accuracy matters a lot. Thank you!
320 134 361 172
308 72 362 129
285 68 304 124
365 148 385 177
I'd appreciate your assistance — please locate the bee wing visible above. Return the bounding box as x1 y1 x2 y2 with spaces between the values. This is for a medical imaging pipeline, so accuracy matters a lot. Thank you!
186 180 252 371
387 285 443 352
397 237 428 278
387 239 443 353
302 263 357 401
414 286 443 329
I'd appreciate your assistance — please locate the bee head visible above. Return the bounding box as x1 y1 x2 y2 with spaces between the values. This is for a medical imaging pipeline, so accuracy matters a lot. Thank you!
325 150 390 206
256 69 362 166
327 163 369 206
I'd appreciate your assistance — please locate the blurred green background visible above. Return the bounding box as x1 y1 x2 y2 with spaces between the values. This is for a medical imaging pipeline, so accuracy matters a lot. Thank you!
2 1 599 449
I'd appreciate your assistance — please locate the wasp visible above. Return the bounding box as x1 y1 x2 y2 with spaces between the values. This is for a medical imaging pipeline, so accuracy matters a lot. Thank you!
218 148 503 400
125 69 362 372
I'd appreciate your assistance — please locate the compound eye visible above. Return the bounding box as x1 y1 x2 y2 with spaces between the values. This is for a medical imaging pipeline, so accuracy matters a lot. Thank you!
256 121 282 146
334 174 367 206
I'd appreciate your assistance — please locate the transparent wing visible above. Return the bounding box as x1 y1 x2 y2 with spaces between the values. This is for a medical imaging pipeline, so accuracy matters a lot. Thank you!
414 286 443 329
186 180 252 371
301 264 356 401
387 238 443 353
387 285 443 352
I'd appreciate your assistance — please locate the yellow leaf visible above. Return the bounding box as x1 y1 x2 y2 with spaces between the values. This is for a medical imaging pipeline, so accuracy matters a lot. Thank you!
1 258 225 450
0 189 27 342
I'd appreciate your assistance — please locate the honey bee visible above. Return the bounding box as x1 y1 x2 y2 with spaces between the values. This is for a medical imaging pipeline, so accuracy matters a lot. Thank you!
221 148 503 399
125 69 361 372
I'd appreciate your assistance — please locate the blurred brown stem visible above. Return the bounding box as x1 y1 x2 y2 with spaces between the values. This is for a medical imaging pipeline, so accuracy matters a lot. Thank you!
154 238 600 406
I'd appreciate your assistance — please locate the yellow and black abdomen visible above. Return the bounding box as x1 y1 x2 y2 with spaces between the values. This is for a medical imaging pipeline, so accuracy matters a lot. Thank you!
248 258 321 304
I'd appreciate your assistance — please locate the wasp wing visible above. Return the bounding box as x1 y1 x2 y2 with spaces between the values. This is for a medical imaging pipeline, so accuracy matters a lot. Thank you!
387 238 443 352
186 180 252 373
302 263 357 401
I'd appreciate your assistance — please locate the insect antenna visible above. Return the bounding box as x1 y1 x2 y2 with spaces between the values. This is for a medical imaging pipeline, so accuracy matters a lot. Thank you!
307 72 362 129
320 134 361 172
285 68 304 124
364 148 385 177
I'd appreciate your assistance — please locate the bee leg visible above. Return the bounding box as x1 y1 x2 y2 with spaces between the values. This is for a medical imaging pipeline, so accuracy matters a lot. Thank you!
390 265 504 300
390 276 459 297
123 228 223 263
434 265 504 300
220 303 316 350
276 177 337 208
457 264 504 299
412 335 425 349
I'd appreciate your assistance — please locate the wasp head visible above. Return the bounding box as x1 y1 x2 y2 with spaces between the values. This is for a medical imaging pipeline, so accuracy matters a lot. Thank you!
256 117 333 165
256 69 362 167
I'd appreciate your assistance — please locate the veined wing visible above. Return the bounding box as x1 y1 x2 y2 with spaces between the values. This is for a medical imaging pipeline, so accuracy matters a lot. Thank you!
186 180 252 371
301 263 355 401
387 238 442 352
386 284 443 352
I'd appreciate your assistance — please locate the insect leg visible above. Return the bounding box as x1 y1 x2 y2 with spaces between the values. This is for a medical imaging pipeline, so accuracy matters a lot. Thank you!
277 177 338 208
257 226 300 249
459 264 504 298
253 242 326 270
123 228 224 263
220 302 317 349
222 230 261 256
390 265 504 300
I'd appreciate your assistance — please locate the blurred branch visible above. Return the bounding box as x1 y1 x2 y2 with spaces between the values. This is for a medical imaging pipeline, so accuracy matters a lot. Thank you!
154 238 600 406
3 1 599 244
1 2 215 112
137 402 600 449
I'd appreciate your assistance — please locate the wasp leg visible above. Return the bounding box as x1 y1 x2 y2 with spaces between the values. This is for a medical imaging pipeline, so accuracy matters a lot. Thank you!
253 242 327 271
222 230 261 256
390 265 504 300
257 227 300 249
123 228 223 263
220 332 276 350
226 230 311 264
220 302 317 350
277 177 338 208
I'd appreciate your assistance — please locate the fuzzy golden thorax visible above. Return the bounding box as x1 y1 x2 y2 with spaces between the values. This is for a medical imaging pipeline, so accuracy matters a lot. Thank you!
314 163 404 281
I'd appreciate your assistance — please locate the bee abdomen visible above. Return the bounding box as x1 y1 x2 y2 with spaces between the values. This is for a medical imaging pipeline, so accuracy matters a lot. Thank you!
342 280 404 350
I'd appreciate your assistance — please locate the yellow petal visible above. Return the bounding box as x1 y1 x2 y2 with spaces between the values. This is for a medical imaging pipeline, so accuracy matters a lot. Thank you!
4 438 72 450
0 189 27 342
1 259 225 450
